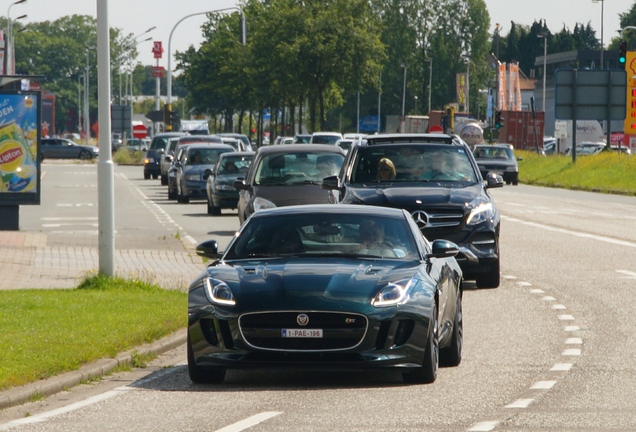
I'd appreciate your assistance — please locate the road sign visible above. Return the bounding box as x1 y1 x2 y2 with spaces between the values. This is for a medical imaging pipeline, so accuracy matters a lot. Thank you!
624 52 636 134
555 69 626 120
152 41 163 59
151 66 165 78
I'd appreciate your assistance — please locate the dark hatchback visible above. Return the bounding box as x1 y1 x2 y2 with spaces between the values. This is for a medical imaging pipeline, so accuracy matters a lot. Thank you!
472 144 521 185
205 151 254 215
143 132 186 179
234 144 345 224
323 133 504 288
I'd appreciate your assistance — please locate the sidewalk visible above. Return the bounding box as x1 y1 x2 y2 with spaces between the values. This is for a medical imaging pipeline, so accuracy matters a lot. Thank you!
0 230 204 290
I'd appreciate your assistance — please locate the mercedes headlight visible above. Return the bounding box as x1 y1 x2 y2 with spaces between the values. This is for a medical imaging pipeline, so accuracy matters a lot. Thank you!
253 197 276 212
204 278 236 306
372 279 415 307
466 202 495 225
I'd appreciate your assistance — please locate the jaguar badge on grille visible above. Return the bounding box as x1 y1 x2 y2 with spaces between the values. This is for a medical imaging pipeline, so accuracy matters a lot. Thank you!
297 314 309 326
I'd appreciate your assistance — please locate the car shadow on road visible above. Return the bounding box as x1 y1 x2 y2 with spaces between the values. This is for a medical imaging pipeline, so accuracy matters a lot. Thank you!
131 365 413 392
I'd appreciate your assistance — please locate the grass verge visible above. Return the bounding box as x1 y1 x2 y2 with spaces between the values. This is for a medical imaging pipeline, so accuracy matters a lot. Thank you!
0 275 186 391
517 150 636 196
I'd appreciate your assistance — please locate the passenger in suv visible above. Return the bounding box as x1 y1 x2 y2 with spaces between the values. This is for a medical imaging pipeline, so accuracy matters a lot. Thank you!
322 133 504 288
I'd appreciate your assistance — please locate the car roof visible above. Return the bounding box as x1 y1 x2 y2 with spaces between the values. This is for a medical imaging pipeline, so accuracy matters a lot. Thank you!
185 143 235 151
219 151 255 158
363 133 457 145
255 143 345 155
252 204 408 219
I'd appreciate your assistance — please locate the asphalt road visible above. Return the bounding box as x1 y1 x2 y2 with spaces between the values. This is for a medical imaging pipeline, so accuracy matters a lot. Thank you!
2 165 636 431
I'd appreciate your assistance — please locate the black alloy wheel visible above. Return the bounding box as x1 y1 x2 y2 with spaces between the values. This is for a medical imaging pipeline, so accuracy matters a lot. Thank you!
403 304 439 384
440 293 463 367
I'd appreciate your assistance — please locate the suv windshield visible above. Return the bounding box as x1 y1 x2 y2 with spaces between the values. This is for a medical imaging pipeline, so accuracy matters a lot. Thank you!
351 144 477 183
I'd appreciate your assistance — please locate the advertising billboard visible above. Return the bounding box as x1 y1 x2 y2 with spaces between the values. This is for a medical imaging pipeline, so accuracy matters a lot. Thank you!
0 91 41 205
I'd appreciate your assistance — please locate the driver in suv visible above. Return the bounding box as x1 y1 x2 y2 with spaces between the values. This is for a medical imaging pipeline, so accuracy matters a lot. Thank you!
322 133 504 288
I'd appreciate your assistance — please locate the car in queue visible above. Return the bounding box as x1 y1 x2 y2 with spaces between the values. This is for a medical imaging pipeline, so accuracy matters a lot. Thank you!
205 151 254 215
173 143 236 204
161 135 224 185
234 144 345 224
322 133 503 289
472 143 521 185
40 138 99 160
218 133 253 152
187 204 463 384
309 131 343 145
143 132 187 180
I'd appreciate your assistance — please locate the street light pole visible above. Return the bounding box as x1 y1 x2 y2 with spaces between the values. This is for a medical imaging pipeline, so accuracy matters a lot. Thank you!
426 58 432 114
167 7 246 105
538 33 547 112
400 62 407 118
5 0 27 75
592 0 604 68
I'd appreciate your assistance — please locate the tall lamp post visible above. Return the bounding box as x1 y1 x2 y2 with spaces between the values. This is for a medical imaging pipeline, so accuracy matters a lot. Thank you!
167 7 246 106
425 57 432 114
461 55 470 114
84 46 96 145
400 62 407 118
538 33 548 112
592 0 604 68
5 0 27 75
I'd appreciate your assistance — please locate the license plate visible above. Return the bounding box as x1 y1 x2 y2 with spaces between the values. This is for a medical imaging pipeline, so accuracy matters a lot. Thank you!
281 329 323 338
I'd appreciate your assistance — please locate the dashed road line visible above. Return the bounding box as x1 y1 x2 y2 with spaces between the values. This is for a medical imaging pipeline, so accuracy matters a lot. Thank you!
467 276 584 432
214 412 283 432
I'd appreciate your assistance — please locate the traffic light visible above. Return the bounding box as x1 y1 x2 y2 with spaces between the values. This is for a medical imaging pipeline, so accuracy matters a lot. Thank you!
169 111 180 131
163 103 173 131
495 111 503 129
445 106 455 133
619 39 627 65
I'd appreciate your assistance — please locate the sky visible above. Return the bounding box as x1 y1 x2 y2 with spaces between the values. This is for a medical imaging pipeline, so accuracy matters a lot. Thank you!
18 0 634 67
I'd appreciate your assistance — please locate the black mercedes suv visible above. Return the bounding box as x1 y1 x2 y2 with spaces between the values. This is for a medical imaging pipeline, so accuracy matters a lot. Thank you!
322 133 504 288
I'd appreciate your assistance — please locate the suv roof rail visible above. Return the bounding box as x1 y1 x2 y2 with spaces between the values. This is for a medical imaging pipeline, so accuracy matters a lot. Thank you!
364 133 458 145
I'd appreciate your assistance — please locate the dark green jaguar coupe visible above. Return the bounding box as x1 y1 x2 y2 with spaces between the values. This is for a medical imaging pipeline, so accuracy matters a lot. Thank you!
187 204 463 384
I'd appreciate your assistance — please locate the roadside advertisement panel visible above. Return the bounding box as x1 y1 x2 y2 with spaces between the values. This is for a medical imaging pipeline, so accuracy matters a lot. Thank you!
0 91 41 205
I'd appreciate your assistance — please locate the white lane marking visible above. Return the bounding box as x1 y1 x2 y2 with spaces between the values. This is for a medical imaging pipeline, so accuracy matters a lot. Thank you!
566 338 582 344
551 363 573 371
551 304 566 310
506 399 534 409
55 203 95 207
516 281 533 286
214 412 283 432
0 387 134 430
617 270 636 279
531 380 557 390
542 296 556 301
563 348 582 356
502 215 636 249
42 217 98 221
503 275 517 279
558 315 574 321
564 325 580 332
467 421 500 432
42 224 98 228
529 288 544 294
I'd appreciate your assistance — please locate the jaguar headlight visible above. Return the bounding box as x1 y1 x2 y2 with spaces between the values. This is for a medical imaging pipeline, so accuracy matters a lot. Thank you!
204 278 236 306
253 197 276 212
372 279 415 307
466 202 495 225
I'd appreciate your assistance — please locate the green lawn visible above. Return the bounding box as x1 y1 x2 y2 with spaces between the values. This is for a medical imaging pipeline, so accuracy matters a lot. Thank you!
517 150 636 196
0 275 186 391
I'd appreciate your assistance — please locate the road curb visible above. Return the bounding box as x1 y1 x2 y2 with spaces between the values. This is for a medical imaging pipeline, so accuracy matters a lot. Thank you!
0 329 187 410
